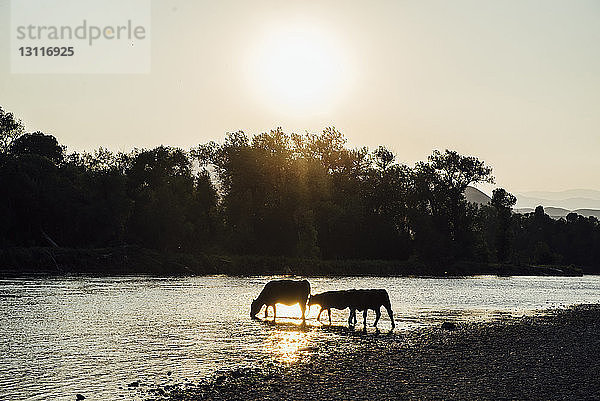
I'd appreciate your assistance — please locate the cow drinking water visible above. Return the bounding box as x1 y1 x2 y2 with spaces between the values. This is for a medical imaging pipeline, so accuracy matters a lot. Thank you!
250 279 310 323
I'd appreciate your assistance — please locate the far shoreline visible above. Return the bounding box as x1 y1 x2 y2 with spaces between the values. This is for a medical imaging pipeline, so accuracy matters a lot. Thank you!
0 246 586 277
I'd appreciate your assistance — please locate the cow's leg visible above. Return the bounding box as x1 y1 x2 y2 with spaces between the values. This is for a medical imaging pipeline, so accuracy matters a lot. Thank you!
385 304 395 329
328 309 332 325
273 304 277 320
363 309 368 330
300 303 306 323
265 305 269 318
374 307 381 328
348 309 355 327
316 308 323 323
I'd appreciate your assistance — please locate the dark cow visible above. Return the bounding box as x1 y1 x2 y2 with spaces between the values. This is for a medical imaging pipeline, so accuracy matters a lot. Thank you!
250 279 311 323
308 289 395 329
307 290 353 325
348 289 395 330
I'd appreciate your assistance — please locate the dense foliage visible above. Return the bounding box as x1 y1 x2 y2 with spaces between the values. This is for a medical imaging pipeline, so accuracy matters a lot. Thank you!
1 106 599 272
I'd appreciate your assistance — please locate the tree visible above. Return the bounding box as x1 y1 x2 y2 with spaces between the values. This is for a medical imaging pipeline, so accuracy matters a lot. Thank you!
428 149 494 193
360 147 412 259
0 107 24 154
126 146 217 252
491 188 517 262
10 132 65 164
491 188 517 210
3 105 599 273
409 150 494 262
373 146 395 171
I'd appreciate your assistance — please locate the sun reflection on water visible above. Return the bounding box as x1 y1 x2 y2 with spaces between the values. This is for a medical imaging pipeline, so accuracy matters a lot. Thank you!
263 330 311 364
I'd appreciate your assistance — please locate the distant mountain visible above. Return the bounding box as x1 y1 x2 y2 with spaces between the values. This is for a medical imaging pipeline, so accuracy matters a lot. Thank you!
518 189 600 200
464 186 491 206
573 209 600 219
514 206 600 220
514 207 571 218
516 195 600 210
515 189 600 210
465 187 600 219
543 207 572 218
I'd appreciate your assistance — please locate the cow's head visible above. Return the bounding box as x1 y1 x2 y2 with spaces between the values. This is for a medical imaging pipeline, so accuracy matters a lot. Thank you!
307 294 321 307
250 299 262 318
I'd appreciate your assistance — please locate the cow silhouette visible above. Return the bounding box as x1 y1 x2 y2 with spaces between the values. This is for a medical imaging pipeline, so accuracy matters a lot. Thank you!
309 289 395 329
250 279 310 323
308 290 353 325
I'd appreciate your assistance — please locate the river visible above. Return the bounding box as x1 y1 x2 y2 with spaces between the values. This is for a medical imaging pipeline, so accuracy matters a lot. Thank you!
1 275 599 400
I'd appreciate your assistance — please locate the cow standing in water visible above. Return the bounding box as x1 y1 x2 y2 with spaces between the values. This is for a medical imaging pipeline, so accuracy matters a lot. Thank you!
309 289 395 330
308 290 353 326
348 289 395 330
250 279 310 323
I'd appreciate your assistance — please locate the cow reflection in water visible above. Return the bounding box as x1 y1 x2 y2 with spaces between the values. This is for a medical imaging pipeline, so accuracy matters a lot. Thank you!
250 279 310 323
308 289 395 330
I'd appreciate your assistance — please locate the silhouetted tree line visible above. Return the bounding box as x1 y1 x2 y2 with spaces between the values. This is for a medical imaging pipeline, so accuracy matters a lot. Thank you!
1 106 599 272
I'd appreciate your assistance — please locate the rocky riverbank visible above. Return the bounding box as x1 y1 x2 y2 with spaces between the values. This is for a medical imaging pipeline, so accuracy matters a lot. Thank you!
146 304 600 400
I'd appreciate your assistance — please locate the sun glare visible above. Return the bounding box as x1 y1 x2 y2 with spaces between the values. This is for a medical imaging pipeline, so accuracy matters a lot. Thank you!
269 303 303 319
247 23 352 114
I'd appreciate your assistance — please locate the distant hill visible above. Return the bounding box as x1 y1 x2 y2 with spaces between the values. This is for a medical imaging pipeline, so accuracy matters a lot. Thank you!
515 189 600 210
519 189 600 200
543 207 571 218
465 186 491 206
573 209 600 219
514 206 600 220
461 187 600 219
514 207 570 218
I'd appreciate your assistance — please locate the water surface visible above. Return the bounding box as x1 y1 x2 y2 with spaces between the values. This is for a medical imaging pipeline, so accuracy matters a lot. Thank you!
1 275 599 400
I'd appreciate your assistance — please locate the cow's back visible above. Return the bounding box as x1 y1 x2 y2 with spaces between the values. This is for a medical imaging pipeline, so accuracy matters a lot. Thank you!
349 289 390 309
319 290 352 309
259 279 310 305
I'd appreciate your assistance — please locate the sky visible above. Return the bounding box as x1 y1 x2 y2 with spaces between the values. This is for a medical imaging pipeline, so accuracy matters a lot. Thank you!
1 0 599 193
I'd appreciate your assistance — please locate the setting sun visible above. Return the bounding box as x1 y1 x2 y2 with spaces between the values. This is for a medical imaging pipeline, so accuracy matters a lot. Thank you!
247 22 352 113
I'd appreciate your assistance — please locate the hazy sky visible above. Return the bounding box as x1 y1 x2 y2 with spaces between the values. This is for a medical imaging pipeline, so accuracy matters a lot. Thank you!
1 0 599 193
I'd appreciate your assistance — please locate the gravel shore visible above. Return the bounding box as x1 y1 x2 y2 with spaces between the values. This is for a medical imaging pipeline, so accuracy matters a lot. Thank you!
149 304 600 400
